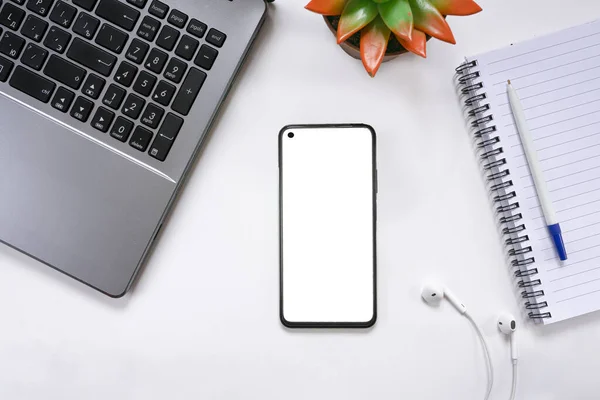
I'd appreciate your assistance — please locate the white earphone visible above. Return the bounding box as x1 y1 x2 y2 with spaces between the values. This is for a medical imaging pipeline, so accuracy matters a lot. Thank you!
421 283 467 314
498 313 518 362
498 313 519 400
422 283 519 400
421 283 493 400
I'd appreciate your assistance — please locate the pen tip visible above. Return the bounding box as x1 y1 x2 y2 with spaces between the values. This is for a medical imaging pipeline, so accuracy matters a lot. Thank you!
507 79 511 85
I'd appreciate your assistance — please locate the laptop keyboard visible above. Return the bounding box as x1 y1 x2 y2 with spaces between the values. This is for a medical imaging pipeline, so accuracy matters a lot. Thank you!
0 0 227 162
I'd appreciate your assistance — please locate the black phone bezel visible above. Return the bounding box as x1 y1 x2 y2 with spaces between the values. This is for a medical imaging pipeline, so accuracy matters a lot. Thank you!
278 123 378 329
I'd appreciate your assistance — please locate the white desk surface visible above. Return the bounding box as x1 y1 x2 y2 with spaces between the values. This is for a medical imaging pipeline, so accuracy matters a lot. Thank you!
2 0 600 398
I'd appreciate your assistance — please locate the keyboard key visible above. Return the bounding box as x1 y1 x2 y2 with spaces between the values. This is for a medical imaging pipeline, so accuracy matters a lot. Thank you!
70 95 93 122
132 70 156 96
91 106 114 132
95 0 139 32
20 43 48 70
9 66 55 102
148 0 168 19
43 26 70 53
152 80 175 106
44 54 86 89
206 28 226 48
171 67 205 116
67 38 117 76
51 86 75 112
95 24 127 54
194 44 217 70
49 1 76 28
125 38 148 64
186 18 206 39
0 31 24 59
144 47 167 73
110 116 133 141
73 0 97 11
129 126 152 151
163 57 186 83
167 9 187 28
21 14 48 42
155 25 178 51
121 92 144 119
140 103 163 129
81 73 105 99
137 16 160 42
26 0 54 17
9 0 26 5
0 3 25 31
102 83 125 109
0 55 15 82
175 34 198 61
114 60 137 87
126 0 146 8
148 112 182 161
73 12 99 39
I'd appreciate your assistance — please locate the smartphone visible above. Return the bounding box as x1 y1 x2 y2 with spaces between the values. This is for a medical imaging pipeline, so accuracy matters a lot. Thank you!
279 124 377 328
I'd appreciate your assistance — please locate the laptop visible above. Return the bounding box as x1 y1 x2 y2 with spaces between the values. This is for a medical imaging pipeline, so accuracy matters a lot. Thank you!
0 0 268 296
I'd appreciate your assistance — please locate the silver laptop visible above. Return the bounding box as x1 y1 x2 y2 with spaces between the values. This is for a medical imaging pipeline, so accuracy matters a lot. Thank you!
0 0 268 296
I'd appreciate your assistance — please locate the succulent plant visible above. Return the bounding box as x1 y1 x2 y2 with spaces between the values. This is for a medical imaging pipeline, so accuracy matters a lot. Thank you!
305 0 482 76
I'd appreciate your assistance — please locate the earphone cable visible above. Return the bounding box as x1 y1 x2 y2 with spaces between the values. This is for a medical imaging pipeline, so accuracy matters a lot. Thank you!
465 313 494 400
510 361 518 400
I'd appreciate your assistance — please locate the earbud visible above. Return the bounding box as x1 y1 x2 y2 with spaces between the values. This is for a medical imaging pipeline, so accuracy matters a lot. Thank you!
421 283 467 314
421 283 494 399
498 313 518 362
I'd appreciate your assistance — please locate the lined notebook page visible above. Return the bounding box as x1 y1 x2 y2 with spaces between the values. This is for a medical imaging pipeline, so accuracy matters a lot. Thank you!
471 19 600 324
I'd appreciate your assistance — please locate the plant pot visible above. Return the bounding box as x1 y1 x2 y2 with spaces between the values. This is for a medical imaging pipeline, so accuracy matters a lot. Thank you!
324 16 407 62
324 16 434 62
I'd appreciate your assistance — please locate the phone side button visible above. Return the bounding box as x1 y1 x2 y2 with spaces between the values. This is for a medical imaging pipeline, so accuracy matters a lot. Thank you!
375 169 378 194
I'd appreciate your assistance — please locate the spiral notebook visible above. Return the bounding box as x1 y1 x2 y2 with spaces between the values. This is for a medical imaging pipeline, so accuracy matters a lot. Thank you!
457 19 600 324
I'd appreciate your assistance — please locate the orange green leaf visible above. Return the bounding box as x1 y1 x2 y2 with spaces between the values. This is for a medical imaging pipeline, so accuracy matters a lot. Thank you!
378 0 413 41
396 29 427 58
360 16 391 77
410 0 456 44
305 0 348 16
337 0 378 44
428 0 482 16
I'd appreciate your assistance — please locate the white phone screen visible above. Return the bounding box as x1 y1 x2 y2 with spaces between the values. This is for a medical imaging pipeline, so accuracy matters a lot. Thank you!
279 125 376 327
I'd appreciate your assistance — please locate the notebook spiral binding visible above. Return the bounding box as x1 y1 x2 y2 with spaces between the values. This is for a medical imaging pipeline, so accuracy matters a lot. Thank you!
455 60 552 320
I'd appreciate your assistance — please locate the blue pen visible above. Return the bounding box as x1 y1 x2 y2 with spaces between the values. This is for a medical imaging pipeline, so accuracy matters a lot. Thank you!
508 81 567 260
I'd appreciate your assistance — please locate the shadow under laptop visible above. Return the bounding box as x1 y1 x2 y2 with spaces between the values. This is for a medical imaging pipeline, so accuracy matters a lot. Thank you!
0 241 130 309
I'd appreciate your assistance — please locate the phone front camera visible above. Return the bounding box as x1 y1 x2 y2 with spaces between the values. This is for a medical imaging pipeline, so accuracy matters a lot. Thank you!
288 132 294 138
